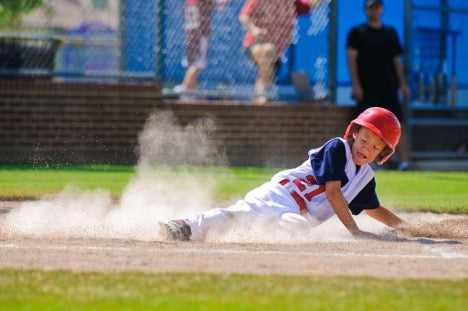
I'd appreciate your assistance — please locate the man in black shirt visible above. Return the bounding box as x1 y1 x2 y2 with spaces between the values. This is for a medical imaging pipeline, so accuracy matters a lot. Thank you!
346 0 411 171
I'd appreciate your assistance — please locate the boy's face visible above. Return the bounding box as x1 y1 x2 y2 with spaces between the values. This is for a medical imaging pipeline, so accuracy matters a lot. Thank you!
351 127 387 166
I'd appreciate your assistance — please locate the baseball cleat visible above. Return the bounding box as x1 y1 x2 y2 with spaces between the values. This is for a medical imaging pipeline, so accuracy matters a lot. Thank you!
160 220 191 241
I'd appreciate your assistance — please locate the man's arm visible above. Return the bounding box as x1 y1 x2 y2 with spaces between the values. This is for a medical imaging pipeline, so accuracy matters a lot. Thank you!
393 56 411 99
346 47 364 101
239 10 266 40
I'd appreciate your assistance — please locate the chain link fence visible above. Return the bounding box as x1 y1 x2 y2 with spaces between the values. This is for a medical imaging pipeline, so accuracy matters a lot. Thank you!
2 0 467 105
160 0 331 101
0 0 331 101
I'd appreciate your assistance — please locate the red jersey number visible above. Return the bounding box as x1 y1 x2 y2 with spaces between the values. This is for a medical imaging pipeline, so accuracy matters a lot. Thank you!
292 175 325 201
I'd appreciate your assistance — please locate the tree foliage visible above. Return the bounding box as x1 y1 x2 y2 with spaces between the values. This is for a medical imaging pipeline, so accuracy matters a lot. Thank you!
0 0 43 28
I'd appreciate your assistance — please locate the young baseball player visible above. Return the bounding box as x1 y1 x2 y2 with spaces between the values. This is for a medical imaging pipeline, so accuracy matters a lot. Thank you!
161 107 412 241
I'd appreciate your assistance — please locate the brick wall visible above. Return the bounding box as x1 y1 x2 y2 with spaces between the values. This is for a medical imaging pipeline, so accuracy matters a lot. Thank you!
0 79 355 167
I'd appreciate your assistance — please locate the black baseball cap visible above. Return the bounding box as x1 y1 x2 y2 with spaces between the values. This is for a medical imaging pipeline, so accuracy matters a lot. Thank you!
365 0 383 6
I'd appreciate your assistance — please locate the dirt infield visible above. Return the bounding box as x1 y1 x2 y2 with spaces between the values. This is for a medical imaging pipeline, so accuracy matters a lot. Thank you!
1 201 467 279
1 236 467 279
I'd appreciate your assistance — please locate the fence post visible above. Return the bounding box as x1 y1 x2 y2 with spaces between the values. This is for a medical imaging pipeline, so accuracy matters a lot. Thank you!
328 0 338 105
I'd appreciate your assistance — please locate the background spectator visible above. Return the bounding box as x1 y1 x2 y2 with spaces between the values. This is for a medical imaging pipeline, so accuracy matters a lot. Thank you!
346 0 411 170
239 0 323 104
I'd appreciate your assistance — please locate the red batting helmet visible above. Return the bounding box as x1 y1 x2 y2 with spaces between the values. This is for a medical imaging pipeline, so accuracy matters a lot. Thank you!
344 107 401 164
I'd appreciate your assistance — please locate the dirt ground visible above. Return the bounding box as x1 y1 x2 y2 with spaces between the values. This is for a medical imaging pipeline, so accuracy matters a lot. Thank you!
1 201 467 279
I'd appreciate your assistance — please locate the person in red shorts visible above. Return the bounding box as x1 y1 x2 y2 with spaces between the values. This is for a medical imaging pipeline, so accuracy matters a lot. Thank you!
239 0 324 104
173 0 229 96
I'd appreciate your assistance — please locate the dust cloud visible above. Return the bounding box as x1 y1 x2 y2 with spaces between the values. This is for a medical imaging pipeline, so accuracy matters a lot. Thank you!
199 211 466 244
398 213 468 240
137 111 226 167
1 111 466 243
1 111 228 241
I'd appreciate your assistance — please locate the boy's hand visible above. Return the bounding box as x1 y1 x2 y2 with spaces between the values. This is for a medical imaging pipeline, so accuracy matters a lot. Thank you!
394 223 421 237
354 230 384 241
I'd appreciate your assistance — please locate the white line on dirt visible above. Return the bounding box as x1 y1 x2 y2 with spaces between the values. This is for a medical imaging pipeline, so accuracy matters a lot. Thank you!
0 242 466 260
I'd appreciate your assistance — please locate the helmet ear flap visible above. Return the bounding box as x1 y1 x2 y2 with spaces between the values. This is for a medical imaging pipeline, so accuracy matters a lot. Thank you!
346 124 361 145
350 124 361 136
376 146 392 165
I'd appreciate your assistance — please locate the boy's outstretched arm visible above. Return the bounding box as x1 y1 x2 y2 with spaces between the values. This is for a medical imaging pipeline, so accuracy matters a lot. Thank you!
365 206 408 229
325 181 381 239
365 206 415 235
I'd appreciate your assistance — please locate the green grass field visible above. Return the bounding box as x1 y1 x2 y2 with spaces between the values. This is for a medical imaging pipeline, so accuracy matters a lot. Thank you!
0 270 466 311
0 165 467 213
0 165 467 309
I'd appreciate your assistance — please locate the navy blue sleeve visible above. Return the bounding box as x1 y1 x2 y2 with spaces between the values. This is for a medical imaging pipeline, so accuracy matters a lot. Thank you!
310 138 349 186
348 178 380 215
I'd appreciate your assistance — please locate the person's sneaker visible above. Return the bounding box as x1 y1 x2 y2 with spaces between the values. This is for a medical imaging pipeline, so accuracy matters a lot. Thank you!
397 161 410 171
254 94 269 105
160 220 191 241
172 84 199 101
254 85 278 105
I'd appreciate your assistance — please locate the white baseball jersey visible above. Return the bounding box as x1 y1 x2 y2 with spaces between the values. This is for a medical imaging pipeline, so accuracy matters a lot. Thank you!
185 137 377 240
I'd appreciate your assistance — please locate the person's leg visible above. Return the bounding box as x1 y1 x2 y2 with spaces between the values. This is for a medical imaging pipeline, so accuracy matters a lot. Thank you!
180 36 209 91
184 201 251 240
249 43 278 104
173 181 301 240
386 99 410 170
182 65 203 90
396 125 410 170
